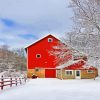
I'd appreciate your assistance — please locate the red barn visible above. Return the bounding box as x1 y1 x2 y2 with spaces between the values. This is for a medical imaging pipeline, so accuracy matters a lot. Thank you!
25 34 72 78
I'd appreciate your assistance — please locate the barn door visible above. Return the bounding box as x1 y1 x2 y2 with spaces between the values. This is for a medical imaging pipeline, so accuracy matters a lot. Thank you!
45 69 56 78
75 70 81 79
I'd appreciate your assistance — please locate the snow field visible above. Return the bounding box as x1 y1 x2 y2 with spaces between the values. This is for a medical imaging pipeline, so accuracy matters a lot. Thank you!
0 78 100 100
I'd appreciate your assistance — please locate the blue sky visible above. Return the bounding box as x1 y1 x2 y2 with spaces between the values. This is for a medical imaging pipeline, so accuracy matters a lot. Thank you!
0 0 73 48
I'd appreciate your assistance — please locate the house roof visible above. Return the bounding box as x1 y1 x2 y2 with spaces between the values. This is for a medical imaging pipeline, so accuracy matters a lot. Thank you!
56 59 85 69
56 59 97 70
81 65 97 70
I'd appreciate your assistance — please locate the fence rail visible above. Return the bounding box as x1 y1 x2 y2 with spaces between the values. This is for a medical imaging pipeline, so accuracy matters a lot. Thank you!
0 76 26 90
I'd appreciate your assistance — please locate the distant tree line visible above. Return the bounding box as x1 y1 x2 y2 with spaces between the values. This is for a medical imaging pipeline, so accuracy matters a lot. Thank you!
0 45 26 73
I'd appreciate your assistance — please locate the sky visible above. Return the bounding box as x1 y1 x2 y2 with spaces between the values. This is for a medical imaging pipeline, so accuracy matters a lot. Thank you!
0 0 73 48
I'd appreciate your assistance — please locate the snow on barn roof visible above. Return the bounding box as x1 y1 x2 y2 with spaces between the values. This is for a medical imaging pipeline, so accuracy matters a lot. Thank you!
56 59 85 69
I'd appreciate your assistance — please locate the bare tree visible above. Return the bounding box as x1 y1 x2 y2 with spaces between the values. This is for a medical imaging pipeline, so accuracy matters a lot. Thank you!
49 41 72 65
70 0 100 34
13 48 26 71
62 0 100 67
49 0 100 67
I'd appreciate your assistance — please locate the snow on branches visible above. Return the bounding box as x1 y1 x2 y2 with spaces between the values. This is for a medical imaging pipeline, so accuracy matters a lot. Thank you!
49 42 72 65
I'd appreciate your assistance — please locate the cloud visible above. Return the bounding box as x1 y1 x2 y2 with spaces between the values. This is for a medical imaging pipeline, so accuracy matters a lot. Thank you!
0 0 73 48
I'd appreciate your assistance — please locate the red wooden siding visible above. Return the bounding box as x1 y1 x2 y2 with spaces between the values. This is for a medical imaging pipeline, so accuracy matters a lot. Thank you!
45 69 56 78
28 35 60 69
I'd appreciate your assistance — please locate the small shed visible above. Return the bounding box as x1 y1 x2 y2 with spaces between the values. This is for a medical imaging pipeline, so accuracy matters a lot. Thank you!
56 60 98 79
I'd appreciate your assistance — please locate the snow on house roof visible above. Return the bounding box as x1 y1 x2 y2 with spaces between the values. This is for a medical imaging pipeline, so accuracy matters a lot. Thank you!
82 64 97 70
56 59 97 70
56 59 85 69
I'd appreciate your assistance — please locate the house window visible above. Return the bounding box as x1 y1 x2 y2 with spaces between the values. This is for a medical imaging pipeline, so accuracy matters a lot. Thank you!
65 70 73 75
48 38 53 42
87 70 93 73
36 54 41 58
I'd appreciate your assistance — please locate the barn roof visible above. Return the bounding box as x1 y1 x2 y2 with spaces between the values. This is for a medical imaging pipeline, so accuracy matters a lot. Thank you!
24 34 60 52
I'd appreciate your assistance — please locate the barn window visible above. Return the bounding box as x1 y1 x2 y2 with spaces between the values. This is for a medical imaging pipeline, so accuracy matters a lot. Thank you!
35 68 39 72
65 70 73 75
48 38 53 42
87 70 93 73
36 54 41 58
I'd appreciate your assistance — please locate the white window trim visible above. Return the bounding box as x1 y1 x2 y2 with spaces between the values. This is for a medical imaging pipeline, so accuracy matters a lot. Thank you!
48 38 53 42
87 70 93 73
65 70 73 75
36 54 41 58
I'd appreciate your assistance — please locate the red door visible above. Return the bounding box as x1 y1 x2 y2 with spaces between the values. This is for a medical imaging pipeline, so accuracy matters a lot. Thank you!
45 69 56 78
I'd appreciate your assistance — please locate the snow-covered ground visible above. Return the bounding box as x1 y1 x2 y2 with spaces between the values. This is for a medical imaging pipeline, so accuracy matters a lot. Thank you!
0 78 100 100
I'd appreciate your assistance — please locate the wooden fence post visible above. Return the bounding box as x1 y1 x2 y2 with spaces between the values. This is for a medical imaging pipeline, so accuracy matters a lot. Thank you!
1 76 4 90
10 77 12 87
15 78 17 86
19 78 21 84
24 77 26 83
